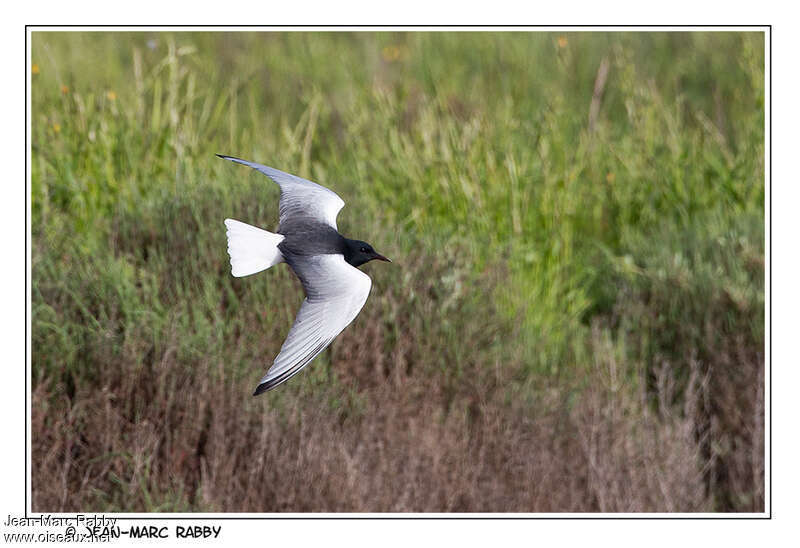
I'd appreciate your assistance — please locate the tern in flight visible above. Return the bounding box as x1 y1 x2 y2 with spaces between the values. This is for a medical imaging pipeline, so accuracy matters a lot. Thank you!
218 155 390 395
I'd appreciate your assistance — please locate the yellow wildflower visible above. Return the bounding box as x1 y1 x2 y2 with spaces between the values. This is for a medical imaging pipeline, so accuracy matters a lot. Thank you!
106 90 117 101
606 172 615 183
557 36 568 48
32 64 39 75
60 84 69 94
52 123 61 133
381 45 401 62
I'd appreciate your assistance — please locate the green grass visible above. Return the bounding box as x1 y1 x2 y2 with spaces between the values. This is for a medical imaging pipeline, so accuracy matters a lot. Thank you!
31 31 765 512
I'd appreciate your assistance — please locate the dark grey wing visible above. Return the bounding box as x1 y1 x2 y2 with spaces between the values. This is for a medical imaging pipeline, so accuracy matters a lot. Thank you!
254 254 372 394
217 155 345 230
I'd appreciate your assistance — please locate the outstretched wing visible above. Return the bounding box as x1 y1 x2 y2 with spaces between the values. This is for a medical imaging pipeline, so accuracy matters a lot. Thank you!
217 154 345 230
254 254 372 394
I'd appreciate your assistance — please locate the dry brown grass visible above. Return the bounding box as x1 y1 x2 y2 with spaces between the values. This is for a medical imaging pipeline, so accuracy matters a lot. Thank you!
33 301 760 513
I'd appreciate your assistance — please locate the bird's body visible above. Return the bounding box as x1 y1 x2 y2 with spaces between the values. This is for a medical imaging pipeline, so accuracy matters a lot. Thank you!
278 220 344 257
218 155 390 395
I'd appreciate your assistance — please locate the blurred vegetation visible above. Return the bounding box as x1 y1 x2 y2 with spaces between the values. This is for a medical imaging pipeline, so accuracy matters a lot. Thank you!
31 31 764 512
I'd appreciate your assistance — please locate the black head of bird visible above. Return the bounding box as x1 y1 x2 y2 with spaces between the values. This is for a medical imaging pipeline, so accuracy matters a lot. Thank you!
343 239 391 268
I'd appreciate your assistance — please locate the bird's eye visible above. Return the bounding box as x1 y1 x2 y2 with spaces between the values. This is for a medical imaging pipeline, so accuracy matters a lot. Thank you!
360 247 368 253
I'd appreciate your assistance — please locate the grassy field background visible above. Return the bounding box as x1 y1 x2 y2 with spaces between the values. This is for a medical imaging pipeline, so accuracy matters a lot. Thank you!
31 31 764 512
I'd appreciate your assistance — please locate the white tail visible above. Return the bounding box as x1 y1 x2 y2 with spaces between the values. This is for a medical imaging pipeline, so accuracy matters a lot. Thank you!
224 219 285 277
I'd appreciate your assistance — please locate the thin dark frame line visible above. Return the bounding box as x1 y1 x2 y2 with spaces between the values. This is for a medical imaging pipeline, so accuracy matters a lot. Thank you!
102 516 765 520
24 24 28 519
25 24 771 520
26 24 770 29
768 25 772 518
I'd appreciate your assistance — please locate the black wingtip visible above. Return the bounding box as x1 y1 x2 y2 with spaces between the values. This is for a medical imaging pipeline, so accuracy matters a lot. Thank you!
216 153 228 159
253 383 270 396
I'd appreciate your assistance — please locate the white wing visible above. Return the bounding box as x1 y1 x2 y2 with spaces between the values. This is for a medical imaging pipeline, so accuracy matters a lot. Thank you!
254 255 372 394
217 155 345 229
